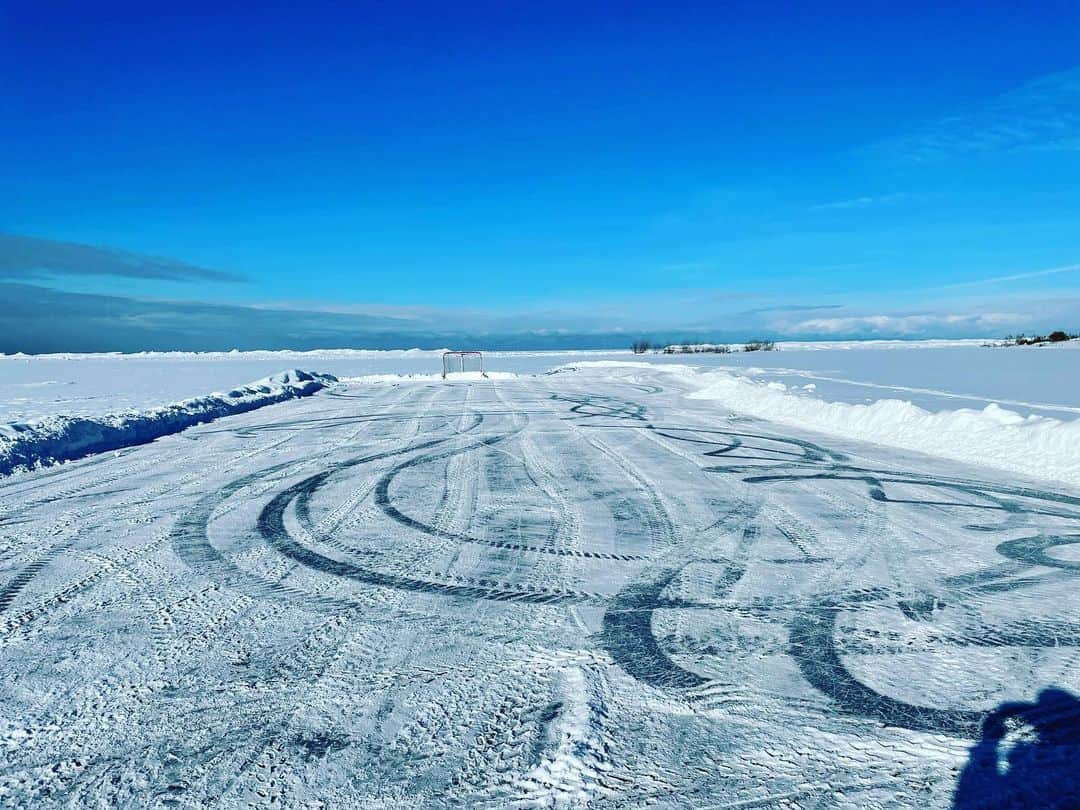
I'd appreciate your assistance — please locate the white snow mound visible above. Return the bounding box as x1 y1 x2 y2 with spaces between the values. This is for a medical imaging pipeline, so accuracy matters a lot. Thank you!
552 361 1080 488
0 369 337 477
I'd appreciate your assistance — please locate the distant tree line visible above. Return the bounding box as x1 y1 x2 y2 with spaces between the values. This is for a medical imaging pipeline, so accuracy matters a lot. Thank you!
663 344 732 354
986 330 1077 347
632 339 777 354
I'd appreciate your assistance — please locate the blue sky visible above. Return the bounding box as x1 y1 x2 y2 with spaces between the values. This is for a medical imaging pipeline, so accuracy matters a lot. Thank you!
2 1 1080 349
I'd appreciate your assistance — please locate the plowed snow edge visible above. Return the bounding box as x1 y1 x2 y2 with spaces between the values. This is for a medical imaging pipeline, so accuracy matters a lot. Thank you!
0 369 338 477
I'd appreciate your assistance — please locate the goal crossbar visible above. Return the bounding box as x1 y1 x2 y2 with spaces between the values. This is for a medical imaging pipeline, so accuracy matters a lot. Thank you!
441 351 484 379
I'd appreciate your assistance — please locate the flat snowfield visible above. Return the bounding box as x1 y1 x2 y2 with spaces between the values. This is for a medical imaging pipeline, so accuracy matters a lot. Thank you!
3 368 1080 806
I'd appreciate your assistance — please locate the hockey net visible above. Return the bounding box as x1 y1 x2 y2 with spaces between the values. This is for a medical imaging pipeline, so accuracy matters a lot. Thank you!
441 351 485 379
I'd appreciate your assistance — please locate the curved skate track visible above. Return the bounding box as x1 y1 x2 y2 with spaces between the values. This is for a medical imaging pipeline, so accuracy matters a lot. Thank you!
2 370 1080 807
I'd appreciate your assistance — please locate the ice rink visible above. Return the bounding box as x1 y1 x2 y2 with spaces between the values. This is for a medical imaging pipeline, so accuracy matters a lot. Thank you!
3 366 1079 805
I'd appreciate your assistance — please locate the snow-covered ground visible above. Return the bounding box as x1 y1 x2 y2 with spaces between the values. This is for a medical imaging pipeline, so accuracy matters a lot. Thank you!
556 359 1080 489
0 370 335 477
0 350 615 422
667 339 1080 419
2 340 1078 422
2 367 1078 806
2 346 1079 805
2 340 1078 490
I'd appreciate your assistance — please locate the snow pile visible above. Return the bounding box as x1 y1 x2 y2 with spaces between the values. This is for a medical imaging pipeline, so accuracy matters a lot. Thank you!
686 372 1080 486
554 361 1080 488
0 369 337 477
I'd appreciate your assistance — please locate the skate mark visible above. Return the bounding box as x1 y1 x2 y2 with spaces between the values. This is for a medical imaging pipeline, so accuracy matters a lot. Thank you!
170 431 473 608
601 568 709 689
550 393 648 422
591 404 1080 737
370 428 647 561
186 408 619 607
257 472 604 606
648 425 848 464
787 603 985 737
996 534 1080 572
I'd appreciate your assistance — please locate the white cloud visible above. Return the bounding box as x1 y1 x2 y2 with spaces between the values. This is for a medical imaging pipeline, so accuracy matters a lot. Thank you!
876 66 1080 161
785 312 1026 336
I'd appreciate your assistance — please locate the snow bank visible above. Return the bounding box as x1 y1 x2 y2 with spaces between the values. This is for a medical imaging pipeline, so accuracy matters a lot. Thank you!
687 372 1080 487
0 369 337 477
554 361 1080 488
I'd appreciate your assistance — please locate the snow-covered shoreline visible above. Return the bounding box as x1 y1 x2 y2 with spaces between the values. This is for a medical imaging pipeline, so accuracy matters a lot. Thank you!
0 370 336 477
0 338 1004 362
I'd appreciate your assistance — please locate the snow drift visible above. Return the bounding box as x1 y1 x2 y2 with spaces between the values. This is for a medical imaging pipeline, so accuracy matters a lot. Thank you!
0 369 337 477
555 361 1080 489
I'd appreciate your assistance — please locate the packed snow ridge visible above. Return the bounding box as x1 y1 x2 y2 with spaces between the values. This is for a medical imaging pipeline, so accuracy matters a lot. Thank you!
556 362 1080 488
0 369 337 477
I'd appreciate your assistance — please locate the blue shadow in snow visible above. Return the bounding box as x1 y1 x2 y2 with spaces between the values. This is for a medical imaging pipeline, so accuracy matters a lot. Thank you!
953 687 1080 809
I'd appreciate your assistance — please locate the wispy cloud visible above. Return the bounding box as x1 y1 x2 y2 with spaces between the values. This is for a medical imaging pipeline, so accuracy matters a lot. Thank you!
742 303 845 315
0 282 709 353
876 66 1080 162
937 263 1080 290
809 193 909 211
0 233 245 283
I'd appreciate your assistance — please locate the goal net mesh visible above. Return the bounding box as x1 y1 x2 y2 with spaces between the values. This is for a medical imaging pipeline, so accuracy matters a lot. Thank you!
442 351 484 377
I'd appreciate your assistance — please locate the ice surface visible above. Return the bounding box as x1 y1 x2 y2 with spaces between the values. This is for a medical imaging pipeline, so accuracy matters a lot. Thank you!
341 371 521 383
4 342 1078 487
0 350 600 422
1 368 1079 806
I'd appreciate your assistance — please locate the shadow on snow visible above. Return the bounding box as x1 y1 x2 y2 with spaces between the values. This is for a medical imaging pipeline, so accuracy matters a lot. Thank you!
954 687 1080 809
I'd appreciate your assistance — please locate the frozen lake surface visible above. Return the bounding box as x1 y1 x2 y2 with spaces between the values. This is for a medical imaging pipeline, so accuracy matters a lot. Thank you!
2 366 1079 806
2 340 1078 423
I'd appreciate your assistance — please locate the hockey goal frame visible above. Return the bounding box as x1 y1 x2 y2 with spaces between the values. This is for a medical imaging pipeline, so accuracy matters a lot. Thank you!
441 350 485 379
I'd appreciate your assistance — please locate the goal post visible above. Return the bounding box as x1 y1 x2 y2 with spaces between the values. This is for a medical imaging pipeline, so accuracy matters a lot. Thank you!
441 350 485 379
